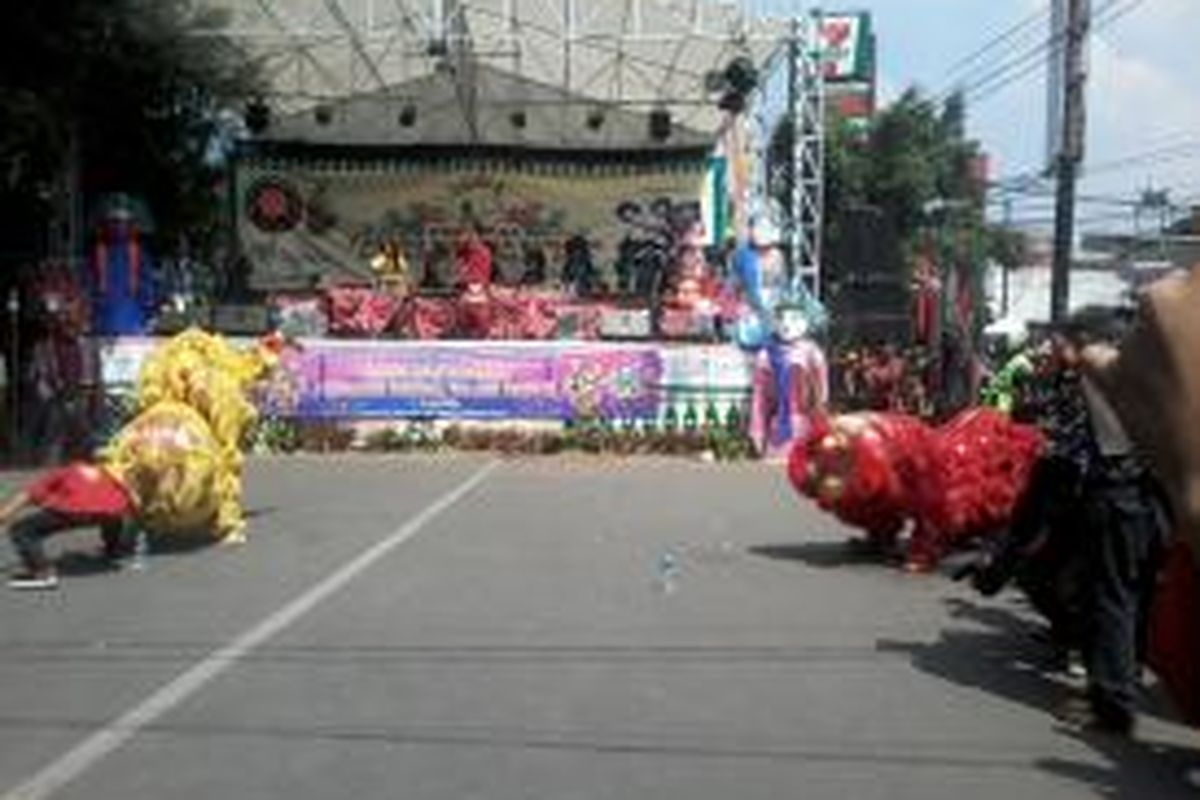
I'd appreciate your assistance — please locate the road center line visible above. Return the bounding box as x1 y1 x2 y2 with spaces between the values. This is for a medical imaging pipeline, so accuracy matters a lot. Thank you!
2 460 500 800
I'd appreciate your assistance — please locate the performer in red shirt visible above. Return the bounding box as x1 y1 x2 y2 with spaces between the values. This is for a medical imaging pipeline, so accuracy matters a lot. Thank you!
2 462 135 590
455 226 493 288
455 225 495 338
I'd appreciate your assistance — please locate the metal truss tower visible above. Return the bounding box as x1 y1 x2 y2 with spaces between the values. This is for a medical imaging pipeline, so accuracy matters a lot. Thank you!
785 10 824 300
747 7 825 300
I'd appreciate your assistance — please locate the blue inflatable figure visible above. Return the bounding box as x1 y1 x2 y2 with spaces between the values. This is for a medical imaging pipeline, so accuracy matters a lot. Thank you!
730 221 828 449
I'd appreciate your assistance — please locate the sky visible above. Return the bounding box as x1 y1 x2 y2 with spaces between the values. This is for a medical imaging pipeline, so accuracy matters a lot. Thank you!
755 0 1200 234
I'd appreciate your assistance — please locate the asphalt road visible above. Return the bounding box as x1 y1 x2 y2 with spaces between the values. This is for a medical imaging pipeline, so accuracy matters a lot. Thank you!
0 455 1196 799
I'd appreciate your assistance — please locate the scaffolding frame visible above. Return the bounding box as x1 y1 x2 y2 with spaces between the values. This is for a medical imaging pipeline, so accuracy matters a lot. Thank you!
788 10 825 300
747 8 825 299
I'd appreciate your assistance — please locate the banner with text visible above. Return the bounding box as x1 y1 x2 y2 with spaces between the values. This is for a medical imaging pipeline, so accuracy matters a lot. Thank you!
266 341 664 421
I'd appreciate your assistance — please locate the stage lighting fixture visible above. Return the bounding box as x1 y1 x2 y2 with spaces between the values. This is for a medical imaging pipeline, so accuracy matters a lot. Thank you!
649 108 672 141
245 99 271 134
724 56 759 95
398 104 417 127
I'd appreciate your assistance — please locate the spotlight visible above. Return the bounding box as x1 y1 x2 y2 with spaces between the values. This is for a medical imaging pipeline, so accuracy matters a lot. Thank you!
245 98 271 134
314 104 333 125
724 56 759 95
586 109 605 130
510 109 527 129
649 108 671 141
398 104 417 127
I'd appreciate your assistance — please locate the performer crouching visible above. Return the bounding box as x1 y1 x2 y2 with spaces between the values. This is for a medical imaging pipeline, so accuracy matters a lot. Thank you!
3 462 135 590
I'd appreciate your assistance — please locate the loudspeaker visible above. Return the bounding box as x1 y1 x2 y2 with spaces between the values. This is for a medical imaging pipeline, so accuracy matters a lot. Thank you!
245 99 271 134
724 56 759 95
649 109 672 141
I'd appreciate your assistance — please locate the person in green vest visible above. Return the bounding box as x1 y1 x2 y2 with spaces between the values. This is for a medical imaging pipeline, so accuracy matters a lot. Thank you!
981 338 1036 414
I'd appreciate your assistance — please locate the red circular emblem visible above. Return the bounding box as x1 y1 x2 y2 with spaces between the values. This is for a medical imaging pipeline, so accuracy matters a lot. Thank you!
247 178 303 233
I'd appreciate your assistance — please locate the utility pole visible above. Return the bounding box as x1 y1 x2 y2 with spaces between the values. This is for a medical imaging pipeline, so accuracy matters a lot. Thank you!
1002 197 1012 318
1050 0 1089 322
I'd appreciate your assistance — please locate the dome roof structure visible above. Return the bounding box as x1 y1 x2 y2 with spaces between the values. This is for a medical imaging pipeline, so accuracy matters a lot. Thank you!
195 0 791 149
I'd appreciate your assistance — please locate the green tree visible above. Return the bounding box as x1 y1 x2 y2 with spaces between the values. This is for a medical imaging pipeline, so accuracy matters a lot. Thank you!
0 0 258 272
986 224 1028 271
809 88 986 281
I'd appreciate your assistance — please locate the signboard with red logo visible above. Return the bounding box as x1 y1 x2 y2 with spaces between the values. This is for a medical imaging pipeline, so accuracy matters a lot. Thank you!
820 13 874 84
826 81 876 130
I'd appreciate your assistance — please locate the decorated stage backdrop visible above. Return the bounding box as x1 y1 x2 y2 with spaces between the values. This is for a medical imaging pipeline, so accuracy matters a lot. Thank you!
236 156 717 290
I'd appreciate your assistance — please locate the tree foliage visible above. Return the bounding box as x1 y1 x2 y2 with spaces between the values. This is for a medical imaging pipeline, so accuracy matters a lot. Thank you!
986 224 1028 270
821 88 986 278
0 0 258 264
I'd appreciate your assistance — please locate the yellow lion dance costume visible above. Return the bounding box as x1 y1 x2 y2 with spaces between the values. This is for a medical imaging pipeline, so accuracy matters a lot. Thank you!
103 328 281 543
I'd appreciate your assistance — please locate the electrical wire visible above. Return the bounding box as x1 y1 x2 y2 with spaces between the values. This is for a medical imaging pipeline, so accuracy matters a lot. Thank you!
939 0 1147 107
941 3 1050 81
1083 141 1200 176
968 0 1149 105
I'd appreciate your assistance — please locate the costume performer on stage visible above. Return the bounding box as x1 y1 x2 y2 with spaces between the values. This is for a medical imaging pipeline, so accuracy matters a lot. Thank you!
3 329 282 589
88 200 159 335
455 226 494 338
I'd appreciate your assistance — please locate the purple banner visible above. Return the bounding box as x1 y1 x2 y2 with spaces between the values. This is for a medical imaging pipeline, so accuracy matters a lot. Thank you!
266 342 663 420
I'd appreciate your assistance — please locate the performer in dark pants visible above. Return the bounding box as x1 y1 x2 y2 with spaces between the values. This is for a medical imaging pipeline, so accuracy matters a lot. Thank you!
10 509 127 576
3 462 135 590
1078 372 1169 734
970 454 1089 664
965 338 1094 649
963 314 1168 734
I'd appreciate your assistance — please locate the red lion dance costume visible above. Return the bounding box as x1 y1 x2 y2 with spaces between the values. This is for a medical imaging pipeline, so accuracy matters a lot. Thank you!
788 408 1043 571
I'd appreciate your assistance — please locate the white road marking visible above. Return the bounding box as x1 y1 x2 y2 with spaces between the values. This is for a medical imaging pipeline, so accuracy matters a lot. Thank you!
2 460 500 800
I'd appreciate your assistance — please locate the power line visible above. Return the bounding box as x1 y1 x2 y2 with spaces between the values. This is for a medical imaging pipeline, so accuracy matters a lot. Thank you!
935 2 1077 101
941 3 1050 81
990 191 1145 208
989 179 1166 206
944 0 1147 107
1084 141 1200 176
993 147 1200 193
1007 209 1134 227
973 0 1147 104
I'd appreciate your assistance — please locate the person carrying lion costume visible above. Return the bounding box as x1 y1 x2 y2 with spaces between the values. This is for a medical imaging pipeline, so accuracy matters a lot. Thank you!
3 330 283 590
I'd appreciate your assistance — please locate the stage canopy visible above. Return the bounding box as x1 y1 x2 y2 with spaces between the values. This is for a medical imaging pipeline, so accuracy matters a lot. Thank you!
197 1 794 289
197 0 789 144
